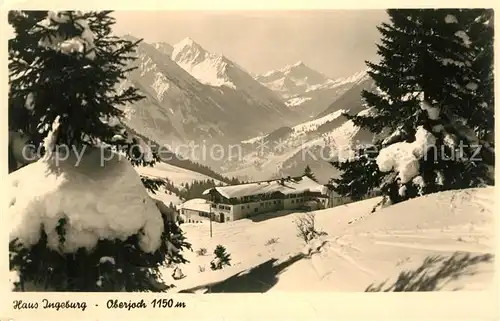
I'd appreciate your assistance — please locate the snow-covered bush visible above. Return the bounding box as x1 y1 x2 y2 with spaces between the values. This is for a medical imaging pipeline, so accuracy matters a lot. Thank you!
8 10 191 292
9 148 191 291
294 213 328 244
171 267 185 280
210 245 232 271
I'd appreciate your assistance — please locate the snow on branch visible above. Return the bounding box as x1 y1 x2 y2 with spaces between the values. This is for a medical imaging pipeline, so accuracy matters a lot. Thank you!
376 126 437 183
38 11 96 60
9 146 165 254
420 100 440 120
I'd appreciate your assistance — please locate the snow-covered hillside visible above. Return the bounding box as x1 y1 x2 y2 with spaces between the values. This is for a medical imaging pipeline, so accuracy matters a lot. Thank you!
136 162 225 207
316 72 376 118
256 62 369 117
137 162 224 188
162 187 495 293
224 111 373 182
220 74 378 182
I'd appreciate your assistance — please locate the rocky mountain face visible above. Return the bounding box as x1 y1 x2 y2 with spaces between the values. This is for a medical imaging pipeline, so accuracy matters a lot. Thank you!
120 36 300 151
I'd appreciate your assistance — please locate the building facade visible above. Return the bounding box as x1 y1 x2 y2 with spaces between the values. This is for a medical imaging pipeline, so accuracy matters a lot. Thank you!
178 198 212 222
201 176 335 223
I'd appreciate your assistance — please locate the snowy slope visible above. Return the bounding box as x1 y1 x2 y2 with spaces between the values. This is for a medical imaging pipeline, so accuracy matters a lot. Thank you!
136 161 227 207
220 74 377 182
136 162 224 188
316 73 376 118
256 63 369 117
223 114 372 183
162 187 495 293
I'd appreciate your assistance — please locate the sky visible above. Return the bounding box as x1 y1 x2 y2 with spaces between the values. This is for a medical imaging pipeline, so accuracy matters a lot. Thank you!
112 10 388 79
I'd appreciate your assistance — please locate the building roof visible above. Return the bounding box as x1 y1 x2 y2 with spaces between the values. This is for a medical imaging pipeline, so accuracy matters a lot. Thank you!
203 176 329 199
179 198 211 213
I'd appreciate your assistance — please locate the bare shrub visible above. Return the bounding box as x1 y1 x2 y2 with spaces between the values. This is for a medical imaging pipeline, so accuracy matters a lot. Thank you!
196 247 208 256
265 237 279 246
295 213 328 243
198 265 206 273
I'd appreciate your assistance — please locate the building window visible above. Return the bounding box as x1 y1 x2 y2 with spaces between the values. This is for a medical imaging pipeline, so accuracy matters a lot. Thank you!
291 200 294 204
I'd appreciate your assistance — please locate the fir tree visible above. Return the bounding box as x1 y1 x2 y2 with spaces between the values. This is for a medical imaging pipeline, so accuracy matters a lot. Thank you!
303 165 318 182
333 9 494 204
210 245 231 270
8 10 190 292
330 146 384 201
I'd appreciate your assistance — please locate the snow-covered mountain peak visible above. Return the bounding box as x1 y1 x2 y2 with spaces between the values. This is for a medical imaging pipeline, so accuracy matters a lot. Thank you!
169 37 238 88
256 62 332 101
290 60 305 68
175 37 199 49
169 36 297 126
280 61 327 82
171 37 208 64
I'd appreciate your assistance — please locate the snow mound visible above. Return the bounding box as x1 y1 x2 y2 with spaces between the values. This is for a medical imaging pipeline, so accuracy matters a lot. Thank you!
9 146 164 254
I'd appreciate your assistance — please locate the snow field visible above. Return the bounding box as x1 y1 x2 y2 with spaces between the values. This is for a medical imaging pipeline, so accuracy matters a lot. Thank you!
162 187 494 293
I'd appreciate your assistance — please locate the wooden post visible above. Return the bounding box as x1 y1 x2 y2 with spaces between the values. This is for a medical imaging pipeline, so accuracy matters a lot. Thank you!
209 190 213 238
209 207 213 238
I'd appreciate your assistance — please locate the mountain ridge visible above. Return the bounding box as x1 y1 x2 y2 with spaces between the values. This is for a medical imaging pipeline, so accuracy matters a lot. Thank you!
256 61 370 117
118 35 300 149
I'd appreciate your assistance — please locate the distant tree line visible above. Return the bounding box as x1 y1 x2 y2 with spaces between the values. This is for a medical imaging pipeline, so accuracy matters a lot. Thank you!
126 126 244 185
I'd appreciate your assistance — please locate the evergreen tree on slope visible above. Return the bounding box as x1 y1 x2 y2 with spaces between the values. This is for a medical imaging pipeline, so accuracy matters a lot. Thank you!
331 9 494 204
8 10 191 291
330 145 384 201
303 165 318 182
